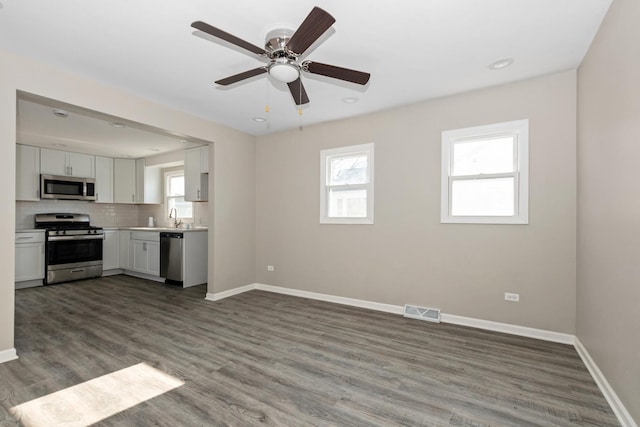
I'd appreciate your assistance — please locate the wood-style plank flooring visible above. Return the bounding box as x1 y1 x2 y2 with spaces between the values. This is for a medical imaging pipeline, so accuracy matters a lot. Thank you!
0 275 618 426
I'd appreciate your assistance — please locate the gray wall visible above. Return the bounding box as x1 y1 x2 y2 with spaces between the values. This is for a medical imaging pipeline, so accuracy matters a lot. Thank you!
256 70 577 333
577 0 640 421
0 49 256 355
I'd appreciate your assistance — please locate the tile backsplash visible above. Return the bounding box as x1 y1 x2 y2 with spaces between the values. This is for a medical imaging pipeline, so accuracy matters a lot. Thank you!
16 200 209 229
138 202 209 228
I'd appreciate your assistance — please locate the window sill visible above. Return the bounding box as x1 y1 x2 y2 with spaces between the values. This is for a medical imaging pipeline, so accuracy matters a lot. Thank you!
320 217 374 225
441 215 528 225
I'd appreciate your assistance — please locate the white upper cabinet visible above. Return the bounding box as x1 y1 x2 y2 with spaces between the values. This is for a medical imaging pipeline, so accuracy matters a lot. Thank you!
113 158 136 204
185 145 209 202
40 148 95 178
135 159 161 204
95 156 114 203
113 158 161 204
16 144 41 201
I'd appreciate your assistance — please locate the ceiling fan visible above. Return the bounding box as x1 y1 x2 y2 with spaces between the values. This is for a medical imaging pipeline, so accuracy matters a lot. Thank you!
191 6 370 106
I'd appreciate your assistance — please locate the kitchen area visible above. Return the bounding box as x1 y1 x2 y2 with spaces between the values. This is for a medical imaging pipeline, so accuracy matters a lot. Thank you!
14 97 211 291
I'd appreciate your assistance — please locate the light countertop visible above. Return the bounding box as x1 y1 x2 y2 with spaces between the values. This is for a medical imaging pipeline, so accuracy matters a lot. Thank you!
103 226 208 232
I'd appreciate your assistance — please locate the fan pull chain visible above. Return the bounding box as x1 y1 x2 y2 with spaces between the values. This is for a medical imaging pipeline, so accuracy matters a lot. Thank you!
265 76 270 114
298 77 303 116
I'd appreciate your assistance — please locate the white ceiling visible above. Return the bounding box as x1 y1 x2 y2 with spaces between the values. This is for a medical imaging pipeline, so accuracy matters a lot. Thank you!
1 0 611 155
17 97 205 158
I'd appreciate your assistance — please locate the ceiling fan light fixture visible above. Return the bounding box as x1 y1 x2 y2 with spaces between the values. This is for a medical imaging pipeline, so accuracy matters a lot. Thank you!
268 60 299 83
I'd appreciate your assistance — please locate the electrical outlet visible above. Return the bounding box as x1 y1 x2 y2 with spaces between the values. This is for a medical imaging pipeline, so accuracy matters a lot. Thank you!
504 292 520 302
267 265 274 272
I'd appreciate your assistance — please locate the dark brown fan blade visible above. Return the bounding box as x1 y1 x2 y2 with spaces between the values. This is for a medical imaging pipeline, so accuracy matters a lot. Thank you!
304 61 370 85
215 68 267 86
191 21 266 55
287 7 335 55
287 78 310 105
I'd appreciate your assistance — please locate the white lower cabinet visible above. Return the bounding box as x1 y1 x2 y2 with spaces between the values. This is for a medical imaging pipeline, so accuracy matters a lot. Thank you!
129 232 160 276
119 231 131 269
15 231 45 284
102 230 119 271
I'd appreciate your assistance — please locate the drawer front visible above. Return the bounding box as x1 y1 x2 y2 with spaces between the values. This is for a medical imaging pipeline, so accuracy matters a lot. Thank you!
15 231 45 244
130 231 160 242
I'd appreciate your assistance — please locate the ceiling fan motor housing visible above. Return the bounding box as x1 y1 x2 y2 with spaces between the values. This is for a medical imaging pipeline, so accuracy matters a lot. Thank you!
265 28 296 58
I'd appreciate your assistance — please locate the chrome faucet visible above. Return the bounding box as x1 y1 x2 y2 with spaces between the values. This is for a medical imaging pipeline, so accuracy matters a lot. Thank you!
169 208 182 228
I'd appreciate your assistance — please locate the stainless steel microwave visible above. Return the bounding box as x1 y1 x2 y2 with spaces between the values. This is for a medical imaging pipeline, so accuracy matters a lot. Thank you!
40 174 96 201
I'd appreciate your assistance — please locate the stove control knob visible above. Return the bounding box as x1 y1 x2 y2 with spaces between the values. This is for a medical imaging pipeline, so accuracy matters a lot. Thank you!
63 230 67 235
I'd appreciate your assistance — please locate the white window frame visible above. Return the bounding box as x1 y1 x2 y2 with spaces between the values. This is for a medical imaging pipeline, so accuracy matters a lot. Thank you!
165 170 193 220
320 143 374 225
441 119 529 224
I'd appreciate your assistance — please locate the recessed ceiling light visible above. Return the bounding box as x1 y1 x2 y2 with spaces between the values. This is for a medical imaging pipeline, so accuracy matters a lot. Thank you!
109 122 126 128
52 143 67 148
52 109 68 118
180 139 188 144
253 117 267 123
149 148 161 152
488 58 514 70
342 97 359 104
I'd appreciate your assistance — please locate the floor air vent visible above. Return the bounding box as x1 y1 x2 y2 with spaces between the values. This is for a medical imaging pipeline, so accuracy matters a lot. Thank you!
403 305 441 323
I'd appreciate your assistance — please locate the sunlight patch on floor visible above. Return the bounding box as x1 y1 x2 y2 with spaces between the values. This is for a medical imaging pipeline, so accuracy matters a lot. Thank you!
10 362 184 427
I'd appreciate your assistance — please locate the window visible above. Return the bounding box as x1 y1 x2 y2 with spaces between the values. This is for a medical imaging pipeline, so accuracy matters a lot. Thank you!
441 119 529 224
165 170 192 220
320 143 374 224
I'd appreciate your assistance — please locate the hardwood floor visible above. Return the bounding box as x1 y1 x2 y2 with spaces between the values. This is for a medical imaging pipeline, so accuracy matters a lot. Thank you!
0 275 618 426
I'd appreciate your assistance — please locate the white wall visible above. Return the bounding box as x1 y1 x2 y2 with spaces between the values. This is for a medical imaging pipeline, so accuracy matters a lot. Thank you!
577 0 640 421
256 71 577 333
0 49 256 355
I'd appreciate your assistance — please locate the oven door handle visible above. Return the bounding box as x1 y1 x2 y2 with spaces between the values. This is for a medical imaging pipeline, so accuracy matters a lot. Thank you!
48 235 104 241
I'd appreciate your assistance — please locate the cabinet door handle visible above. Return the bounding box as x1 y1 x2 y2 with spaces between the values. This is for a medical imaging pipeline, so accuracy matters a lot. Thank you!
17 236 34 240
70 166 73 175
143 242 147 251
197 189 200 199
96 193 99 202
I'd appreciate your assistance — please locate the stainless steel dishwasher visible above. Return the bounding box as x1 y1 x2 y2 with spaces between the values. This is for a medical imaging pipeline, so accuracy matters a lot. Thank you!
160 232 183 285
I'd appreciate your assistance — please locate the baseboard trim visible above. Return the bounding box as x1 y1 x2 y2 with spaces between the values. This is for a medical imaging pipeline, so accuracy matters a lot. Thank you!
205 284 258 302
574 338 637 427
255 284 404 314
440 313 575 345
0 348 18 364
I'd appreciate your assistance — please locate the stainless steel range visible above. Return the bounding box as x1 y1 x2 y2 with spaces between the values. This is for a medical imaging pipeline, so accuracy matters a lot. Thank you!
35 213 103 285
